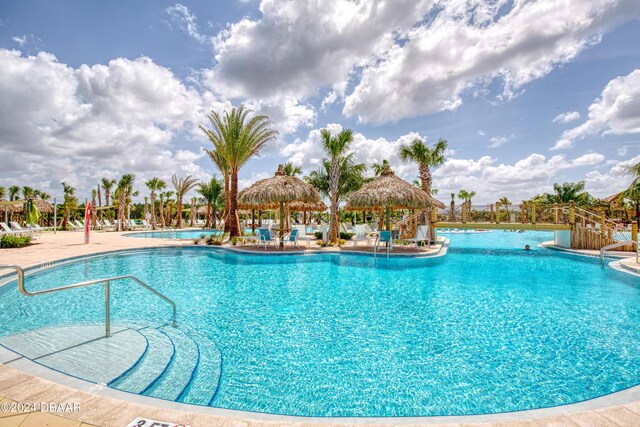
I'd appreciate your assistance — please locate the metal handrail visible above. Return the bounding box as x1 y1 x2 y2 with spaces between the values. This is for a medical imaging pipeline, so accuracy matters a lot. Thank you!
0 264 177 337
599 240 639 268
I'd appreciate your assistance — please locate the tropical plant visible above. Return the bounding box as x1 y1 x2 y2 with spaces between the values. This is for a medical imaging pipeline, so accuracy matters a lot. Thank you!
319 128 355 242
171 175 198 228
158 192 166 228
458 189 476 219
197 177 224 228
200 105 278 237
0 186 5 201
283 162 303 177
9 186 20 201
621 161 640 221
398 137 447 196
21 186 34 200
145 177 166 230
114 174 135 231
544 181 590 205
163 190 175 227
205 149 229 227
101 178 116 219
61 182 77 230
372 159 390 177
39 192 50 201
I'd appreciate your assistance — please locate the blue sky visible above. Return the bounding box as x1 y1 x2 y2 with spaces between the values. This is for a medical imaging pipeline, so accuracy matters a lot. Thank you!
1 0 639 203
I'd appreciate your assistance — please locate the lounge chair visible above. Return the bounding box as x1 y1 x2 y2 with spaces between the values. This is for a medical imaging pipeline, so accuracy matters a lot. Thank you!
257 227 277 249
405 225 430 247
1 222 23 235
352 224 373 247
283 228 300 248
374 230 393 256
10 221 34 234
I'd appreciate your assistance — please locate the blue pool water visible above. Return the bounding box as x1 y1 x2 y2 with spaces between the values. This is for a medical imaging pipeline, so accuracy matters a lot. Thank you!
0 232 638 417
125 229 225 239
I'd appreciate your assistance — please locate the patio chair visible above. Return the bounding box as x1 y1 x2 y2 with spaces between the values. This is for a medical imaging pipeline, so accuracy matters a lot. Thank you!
404 225 430 247
257 227 277 249
283 228 300 248
1 222 23 235
374 230 393 256
352 224 373 247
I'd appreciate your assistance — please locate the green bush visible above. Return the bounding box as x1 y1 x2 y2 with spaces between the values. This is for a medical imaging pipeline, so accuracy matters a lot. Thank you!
314 231 323 240
1 235 32 248
231 236 238 246
339 232 354 240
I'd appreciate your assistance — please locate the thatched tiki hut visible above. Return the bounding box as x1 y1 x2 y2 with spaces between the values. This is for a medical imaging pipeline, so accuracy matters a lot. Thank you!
346 165 444 232
238 164 322 246
1 199 54 225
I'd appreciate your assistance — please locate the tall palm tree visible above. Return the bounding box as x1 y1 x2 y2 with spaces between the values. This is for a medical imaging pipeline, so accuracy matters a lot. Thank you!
398 137 447 196
450 193 456 221
101 178 116 220
200 105 278 237
39 191 50 201
320 128 354 242
61 182 77 230
283 162 303 177
545 181 589 205
0 186 5 201
114 174 135 231
458 189 476 219
197 177 223 228
145 177 166 230
171 175 198 228
91 189 97 227
158 192 166 229
498 196 511 222
164 191 175 227
9 186 20 201
622 161 640 222
97 185 103 221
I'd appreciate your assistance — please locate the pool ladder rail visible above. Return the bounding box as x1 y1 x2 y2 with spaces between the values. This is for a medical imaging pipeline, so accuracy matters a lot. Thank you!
599 240 639 268
0 264 177 337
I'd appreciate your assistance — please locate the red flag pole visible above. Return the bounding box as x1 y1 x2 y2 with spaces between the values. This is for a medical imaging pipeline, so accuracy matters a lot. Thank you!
85 198 91 244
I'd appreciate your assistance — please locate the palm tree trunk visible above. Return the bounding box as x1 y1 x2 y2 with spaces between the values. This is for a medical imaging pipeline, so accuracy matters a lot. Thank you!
206 204 211 228
150 192 157 230
159 199 165 228
229 172 240 237
176 197 183 228
329 160 339 242
212 204 217 228
223 173 230 232
97 186 103 221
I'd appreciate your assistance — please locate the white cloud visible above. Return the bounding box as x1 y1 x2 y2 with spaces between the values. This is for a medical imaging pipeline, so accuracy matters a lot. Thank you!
0 49 219 198
320 91 337 111
553 111 581 123
167 3 207 44
617 146 628 156
11 35 27 47
584 154 640 196
488 135 513 148
343 0 638 123
552 68 640 150
477 130 485 136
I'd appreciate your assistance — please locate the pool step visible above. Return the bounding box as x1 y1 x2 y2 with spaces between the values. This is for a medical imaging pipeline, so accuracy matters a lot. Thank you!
109 326 175 393
142 325 199 401
176 325 223 405
0 325 147 384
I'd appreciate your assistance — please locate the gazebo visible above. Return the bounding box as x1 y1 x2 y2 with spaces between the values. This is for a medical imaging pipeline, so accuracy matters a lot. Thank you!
238 164 322 246
346 165 444 231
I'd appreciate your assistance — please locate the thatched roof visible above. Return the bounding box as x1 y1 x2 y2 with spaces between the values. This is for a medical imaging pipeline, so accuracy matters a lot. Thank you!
602 192 623 204
289 200 328 212
345 165 445 210
238 164 322 206
0 199 54 214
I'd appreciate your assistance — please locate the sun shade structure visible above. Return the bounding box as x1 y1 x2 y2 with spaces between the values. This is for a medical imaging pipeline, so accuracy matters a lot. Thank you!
238 164 323 246
346 165 444 229
0 199 54 214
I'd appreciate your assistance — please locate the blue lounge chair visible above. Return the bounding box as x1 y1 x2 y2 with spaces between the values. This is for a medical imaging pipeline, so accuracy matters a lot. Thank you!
284 228 299 248
374 230 393 256
258 227 277 249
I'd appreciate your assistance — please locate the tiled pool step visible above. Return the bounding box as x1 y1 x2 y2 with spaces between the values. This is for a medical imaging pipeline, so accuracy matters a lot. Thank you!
0 322 222 406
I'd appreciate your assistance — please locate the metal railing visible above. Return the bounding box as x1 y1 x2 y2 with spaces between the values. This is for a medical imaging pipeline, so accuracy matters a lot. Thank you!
599 241 639 268
0 264 177 337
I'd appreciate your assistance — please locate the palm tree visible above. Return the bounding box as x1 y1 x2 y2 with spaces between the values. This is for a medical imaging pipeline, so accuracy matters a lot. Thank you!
545 181 589 205
145 177 166 230
9 186 20 201
498 196 512 222
205 149 229 226
283 162 303 177
197 177 223 228
458 189 476 219
450 193 456 221
39 191 50 200
91 189 97 227
319 128 354 242
21 186 34 200
61 182 77 230
158 192 166 229
114 174 135 231
0 186 5 201
200 105 278 237
372 159 390 177
307 152 367 236
164 191 175 227
398 137 447 196
171 175 198 228
622 161 640 222
101 178 116 220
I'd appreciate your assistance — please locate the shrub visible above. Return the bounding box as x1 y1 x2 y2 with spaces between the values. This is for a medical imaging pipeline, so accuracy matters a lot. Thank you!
315 239 326 247
1 235 32 248
339 232 354 240
193 238 200 245
231 236 238 246
339 238 347 245
314 231 323 240
199 233 206 239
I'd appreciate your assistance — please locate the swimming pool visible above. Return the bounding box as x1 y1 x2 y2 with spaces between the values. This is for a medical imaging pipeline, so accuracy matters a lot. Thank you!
125 229 224 239
0 232 638 417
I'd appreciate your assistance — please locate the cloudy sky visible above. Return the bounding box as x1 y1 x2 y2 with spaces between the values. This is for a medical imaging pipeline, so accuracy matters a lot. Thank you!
1 0 639 203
